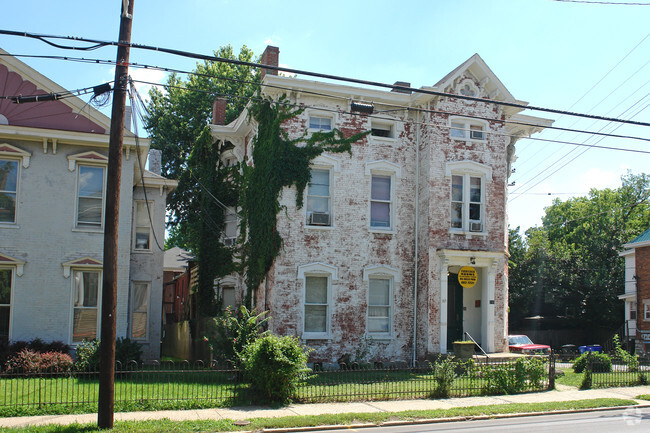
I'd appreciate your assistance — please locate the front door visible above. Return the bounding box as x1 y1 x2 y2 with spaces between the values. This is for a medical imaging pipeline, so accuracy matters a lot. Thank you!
447 273 463 349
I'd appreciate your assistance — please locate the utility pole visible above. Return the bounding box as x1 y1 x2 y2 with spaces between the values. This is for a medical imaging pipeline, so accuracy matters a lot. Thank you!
98 0 134 429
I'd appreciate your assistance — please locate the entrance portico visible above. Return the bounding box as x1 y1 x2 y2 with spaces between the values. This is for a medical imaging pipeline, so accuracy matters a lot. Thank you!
438 249 503 354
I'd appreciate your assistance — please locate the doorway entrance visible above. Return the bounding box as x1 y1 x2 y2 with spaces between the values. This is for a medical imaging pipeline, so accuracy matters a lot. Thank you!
447 272 463 349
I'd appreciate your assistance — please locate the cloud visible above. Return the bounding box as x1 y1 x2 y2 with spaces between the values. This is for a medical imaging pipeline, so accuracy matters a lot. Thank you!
577 167 621 192
128 67 168 101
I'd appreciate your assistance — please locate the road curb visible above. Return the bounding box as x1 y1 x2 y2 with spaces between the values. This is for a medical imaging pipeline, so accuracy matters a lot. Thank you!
258 403 650 432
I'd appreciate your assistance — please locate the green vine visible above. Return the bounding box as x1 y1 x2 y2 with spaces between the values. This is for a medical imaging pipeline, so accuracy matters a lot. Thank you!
240 94 368 304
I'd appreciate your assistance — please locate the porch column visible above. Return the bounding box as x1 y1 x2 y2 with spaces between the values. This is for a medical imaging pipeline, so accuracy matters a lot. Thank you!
440 256 449 353
483 259 498 352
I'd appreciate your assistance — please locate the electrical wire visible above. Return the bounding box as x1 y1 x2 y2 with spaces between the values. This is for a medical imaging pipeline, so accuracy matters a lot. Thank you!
2 51 648 145
1 30 650 127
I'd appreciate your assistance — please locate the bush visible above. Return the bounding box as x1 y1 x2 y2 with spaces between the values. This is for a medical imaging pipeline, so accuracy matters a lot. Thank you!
74 338 143 370
573 352 612 373
428 357 457 398
5 349 73 375
0 339 71 370
116 338 143 366
240 334 311 403
612 334 639 372
74 339 100 370
204 306 268 366
484 358 547 395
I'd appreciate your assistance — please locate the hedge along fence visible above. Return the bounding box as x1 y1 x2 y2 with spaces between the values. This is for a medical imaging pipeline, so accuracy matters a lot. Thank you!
0 356 554 416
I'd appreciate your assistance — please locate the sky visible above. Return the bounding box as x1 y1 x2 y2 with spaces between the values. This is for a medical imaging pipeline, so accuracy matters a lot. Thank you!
1 0 649 234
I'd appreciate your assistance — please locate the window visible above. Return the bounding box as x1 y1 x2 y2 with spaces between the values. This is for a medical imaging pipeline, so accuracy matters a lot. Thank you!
72 270 101 343
309 116 332 131
223 209 237 246
76 165 105 228
630 301 637 321
130 282 149 340
450 118 486 141
451 174 483 232
305 276 328 334
368 278 391 334
371 175 391 228
370 121 394 138
221 286 236 311
363 265 399 337
307 169 331 226
644 301 650 321
134 201 152 250
299 263 336 338
0 159 18 224
0 268 12 341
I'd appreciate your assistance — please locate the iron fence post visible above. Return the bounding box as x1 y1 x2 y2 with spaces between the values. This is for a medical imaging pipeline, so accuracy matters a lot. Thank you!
548 350 555 390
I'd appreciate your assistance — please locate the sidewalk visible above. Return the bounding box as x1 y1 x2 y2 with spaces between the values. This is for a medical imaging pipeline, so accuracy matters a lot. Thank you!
2 385 649 429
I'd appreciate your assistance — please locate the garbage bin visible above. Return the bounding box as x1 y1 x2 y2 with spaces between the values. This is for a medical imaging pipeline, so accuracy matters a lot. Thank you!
578 345 602 354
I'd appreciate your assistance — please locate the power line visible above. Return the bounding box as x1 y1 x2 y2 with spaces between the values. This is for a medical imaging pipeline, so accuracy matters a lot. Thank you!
2 51 648 145
1 29 650 127
133 78 650 156
552 0 650 4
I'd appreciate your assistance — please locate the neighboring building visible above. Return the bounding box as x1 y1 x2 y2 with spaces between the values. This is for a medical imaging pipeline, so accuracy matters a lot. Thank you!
210 46 552 364
620 227 650 355
0 48 176 360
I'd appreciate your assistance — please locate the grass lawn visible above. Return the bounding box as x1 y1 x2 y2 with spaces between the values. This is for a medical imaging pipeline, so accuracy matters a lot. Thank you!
0 398 637 433
555 368 583 388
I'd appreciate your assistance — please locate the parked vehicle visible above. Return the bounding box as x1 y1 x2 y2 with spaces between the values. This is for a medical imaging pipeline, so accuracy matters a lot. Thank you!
508 334 551 354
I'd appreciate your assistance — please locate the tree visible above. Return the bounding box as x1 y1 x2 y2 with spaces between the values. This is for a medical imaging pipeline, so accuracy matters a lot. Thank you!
508 172 650 331
144 45 258 316
145 45 259 249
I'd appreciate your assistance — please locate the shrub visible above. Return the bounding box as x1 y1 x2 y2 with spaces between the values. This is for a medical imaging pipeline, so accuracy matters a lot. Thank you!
429 357 457 398
74 339 100 370
612 334 639 372
573 352 612 373
484 358 547 395
0 339 71 370
116 338 143 366
240 334 311 403
5 349 73 375
204 306 269 366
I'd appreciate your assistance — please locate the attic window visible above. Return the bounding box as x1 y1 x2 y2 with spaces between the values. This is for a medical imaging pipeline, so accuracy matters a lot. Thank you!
460 84 476 97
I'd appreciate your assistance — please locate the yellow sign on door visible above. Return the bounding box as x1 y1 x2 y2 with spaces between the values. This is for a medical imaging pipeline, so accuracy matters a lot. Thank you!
458 266 478 288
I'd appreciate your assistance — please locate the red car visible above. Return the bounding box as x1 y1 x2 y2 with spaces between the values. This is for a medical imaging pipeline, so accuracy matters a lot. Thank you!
508 335 551 355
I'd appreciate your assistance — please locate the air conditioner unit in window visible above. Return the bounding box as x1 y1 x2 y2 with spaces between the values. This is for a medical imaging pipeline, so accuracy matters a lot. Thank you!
469 221 482 232
470 130 484 140
223 237 235 246
309 212 331 226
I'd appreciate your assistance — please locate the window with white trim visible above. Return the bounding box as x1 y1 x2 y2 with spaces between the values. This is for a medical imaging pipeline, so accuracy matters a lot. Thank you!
76 165 105 229
134 201 152 250
223 208 237 246
370 120 394 138
305 276 328 334
363 265 399 337
221 286 236 311
630 301 637 321
0 159 18 224
451 174 483 232
368 278 391 334
299 263 336 338
130 282 149 340
450 118 486 141
644 301 650 321
309 115 332 131
307 168 331 226
0 267 13 341
72 270 101 343
371 175 391 228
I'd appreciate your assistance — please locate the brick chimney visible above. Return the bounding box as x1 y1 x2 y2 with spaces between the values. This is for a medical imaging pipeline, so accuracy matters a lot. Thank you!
212 97 227 125
260 45 279 80
391 81 411 94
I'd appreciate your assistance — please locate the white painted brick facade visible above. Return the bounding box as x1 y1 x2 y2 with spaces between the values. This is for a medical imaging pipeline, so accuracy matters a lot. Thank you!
212 53 552 364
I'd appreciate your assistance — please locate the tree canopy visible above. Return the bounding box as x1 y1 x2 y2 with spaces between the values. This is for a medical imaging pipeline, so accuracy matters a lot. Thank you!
508 172 650 331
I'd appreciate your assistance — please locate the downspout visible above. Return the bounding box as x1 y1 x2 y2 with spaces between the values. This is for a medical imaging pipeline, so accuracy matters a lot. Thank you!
412 109 421 367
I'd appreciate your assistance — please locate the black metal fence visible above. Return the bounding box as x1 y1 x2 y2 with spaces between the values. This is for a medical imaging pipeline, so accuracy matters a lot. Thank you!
588 356 650 388
0 356 553 415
